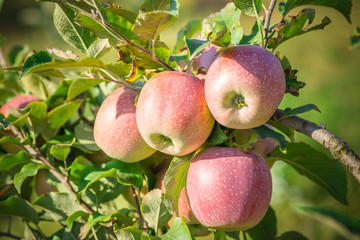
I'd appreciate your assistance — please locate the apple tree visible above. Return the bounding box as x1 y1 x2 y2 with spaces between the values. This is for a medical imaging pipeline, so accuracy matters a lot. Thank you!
0 0 359 239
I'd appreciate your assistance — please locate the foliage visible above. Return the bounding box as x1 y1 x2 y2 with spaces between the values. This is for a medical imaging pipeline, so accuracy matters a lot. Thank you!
0 0 358 239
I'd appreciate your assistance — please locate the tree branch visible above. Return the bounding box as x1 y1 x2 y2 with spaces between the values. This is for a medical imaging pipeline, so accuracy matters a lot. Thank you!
272 110 360 183
263 0 277 48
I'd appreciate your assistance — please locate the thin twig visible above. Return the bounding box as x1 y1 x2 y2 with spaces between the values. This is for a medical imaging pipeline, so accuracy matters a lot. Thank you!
0 184 12 197
98 69 139 90
131 186 147 230
0 232 24 240
242 231 247 240
10 126 94 214
271 109 360 183
252 0 264 47
263 0 277 48
103 22 176 71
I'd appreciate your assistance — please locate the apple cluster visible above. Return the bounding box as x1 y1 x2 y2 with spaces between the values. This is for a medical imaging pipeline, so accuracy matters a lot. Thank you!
93 44 286 231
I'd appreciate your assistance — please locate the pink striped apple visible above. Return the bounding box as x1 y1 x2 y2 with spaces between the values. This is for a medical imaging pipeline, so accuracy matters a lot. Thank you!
186 147 272 231
136 71 215 156
94 87 156 162
205 44 286 129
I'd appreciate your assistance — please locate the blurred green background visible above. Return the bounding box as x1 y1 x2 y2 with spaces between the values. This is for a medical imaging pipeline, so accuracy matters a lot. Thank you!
0 0 360 239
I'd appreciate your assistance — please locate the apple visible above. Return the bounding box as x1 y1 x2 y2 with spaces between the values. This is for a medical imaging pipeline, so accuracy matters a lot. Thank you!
254 125 278 158
93 87 156 162
192 44 220 81
0 95 41 118
186 147 272 231
205 44 286 129
157 170 197 225
0 95 41 153
136 71 215 156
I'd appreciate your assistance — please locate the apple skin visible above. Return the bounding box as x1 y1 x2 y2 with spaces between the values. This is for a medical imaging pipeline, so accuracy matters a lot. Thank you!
186 147 272 231
0 95 41 118
157 170 198 225
254 124 278 158
94 87 156 162
136 71 215 156
205 45 286 129
192 44 220 81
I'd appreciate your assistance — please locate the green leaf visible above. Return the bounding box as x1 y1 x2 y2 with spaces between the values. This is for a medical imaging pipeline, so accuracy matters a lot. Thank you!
270 142 348 204
253 125 288 152
246 206 276 240
297 205 360 234
24 221 43 240
14 162 49 193
67 210 88 227
283 0 352 23
102 3 138 24
350 26 360 49
282 104 321 117
0 151 30 171
25 101 48 134
267 9 331 50
0 118 11 130
233 0 262 16
277 54 305 96
141 189 172 233
163 154 192 216
160 217 192 240
185 38 210 60
82 212 109 238
32 192 84 221
207 123 229 145
67 78 104 101
0 196 39 223
75 12 132 47
132 11 177 41
53 4 93 53
20 52 106 80
74 123 100 152
70 155 95 184
87 38 111 58
50 137 76 161
106 160 144 191
266 121 295 141
115 226 153 240
43 99 83 139
202 3 242 46
36 0 93 14
8 45 30 66
20 51 53 80
276 231 308 240
174 20 202 53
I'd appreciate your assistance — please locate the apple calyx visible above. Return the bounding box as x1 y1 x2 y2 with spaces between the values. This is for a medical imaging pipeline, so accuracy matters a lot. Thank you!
233 95 247 108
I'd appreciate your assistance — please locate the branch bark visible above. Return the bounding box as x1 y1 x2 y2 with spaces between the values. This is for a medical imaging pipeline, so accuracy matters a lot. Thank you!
272 110 360 183
263 0 277 48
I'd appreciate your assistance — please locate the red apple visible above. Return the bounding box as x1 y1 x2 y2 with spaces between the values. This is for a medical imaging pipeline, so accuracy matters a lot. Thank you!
157 170 197 224
136 71 215 156
94 87 156 162
186 147 272 231
254 124 278 158
192 44 220 81
0 95 41 118
205 45 285 129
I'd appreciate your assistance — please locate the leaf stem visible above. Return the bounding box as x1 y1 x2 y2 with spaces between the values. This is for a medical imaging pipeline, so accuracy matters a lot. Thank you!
0 46 7 69
131 186 147 230
264 0 277 48
252 0 264 47
102 22 176 71
242 231 247 240
0 184 12 197
271 109 360 183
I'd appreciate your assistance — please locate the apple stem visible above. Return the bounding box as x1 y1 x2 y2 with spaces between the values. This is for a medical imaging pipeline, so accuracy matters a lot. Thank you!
233 95 247 108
